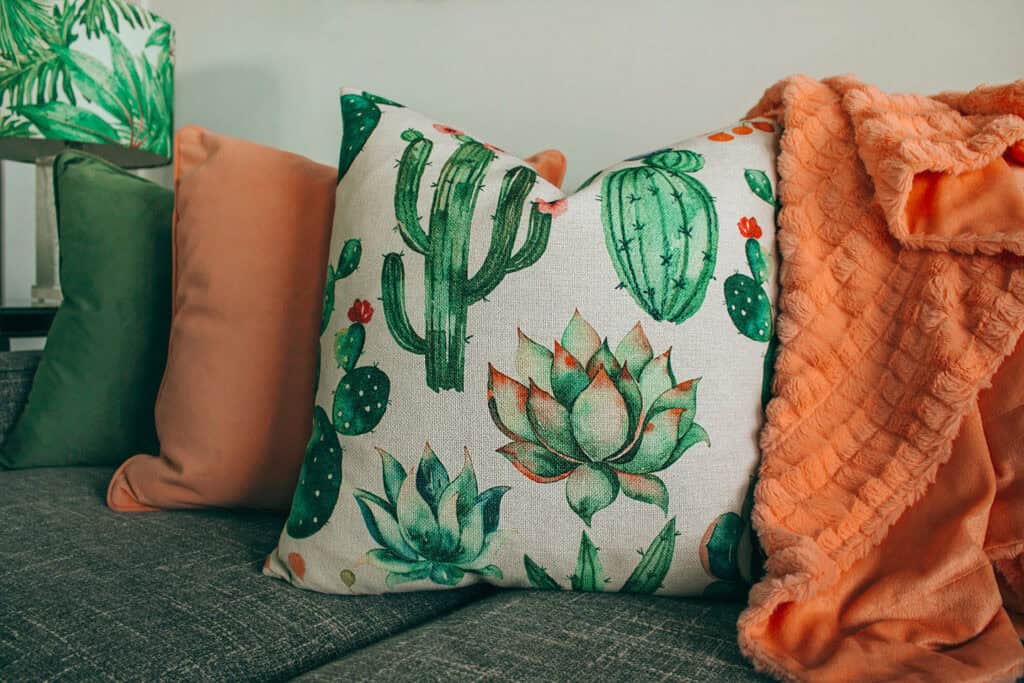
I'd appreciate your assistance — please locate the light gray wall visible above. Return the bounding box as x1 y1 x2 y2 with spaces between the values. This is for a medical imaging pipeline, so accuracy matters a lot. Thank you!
4 0 1023 302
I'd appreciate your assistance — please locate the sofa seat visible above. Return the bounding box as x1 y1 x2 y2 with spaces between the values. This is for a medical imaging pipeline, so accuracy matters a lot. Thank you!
0 351 763 681
0 466 489 681
298 590 768 682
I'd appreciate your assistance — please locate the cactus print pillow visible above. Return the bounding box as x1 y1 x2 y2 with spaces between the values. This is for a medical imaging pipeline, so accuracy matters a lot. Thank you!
265 91 780 599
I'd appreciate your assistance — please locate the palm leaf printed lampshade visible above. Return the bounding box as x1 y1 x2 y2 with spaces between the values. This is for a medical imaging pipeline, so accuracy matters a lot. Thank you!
0 0 173 167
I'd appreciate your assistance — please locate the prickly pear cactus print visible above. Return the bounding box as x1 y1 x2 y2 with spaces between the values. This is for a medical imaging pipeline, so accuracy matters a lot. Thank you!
700 476 765 599
724 236 773 342
337 91 404 184
728 168 781 409
322 239 362 334
286 407 344 539
600 149 718 324
332 312 391 436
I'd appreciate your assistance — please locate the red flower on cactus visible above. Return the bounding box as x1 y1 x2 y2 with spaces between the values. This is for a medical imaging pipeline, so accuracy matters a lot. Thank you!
737 216 762 239
347 299 374 324
536 198 568 217
433 123 464 136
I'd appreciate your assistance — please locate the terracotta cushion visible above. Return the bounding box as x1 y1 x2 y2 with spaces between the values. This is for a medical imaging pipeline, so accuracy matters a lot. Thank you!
108 126 566 511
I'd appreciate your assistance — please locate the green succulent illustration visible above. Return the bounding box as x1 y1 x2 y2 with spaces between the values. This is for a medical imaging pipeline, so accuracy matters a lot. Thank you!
488 310 709 525
700 475 765 600
286 406 343 539
381 127 553 393
524 517 678 594
600 149 718 324
337 90 403 184
0 0 173 158
354 444 511 588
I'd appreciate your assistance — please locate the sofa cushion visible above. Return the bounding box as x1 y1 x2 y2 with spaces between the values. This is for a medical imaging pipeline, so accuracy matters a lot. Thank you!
1 152 173 470
269 90 780 600
0 467 489 682
295 590 768 682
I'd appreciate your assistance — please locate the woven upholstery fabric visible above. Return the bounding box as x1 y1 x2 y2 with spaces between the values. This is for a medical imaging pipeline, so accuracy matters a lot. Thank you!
0 466 489 682
296 590 767 682
0 351 39 447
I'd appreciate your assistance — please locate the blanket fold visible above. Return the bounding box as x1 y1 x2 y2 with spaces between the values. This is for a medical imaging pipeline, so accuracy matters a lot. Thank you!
740 75 1024 682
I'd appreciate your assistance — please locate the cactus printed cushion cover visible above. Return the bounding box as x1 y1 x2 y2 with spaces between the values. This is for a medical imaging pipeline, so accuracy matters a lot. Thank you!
265 90 780 598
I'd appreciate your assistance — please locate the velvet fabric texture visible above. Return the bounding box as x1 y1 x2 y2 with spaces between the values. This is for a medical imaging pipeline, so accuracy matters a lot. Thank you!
107 126 338 511
107 127 567 512
739 76 1024 682
0 151 172 469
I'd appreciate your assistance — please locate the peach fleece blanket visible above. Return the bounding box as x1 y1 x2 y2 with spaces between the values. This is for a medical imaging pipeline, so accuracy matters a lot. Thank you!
740 75 1024 682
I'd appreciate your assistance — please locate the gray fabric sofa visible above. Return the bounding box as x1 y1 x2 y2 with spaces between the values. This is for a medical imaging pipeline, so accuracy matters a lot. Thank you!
0 350 767 682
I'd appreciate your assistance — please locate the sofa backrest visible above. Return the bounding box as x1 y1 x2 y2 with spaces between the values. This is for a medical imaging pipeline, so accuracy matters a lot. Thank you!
0 351 41 448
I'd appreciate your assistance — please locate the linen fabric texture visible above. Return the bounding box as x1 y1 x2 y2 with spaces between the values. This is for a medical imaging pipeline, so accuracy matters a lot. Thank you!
266 90 781 597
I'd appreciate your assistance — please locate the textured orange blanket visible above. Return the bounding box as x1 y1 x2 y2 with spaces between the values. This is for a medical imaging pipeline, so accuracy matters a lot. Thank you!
741 76 1024 682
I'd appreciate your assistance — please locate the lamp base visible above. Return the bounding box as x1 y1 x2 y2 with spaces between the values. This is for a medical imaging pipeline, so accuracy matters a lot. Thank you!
32 157 62 304
31 285 62 305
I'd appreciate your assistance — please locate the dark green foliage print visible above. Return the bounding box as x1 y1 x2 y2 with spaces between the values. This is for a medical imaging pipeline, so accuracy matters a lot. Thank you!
600 149 718 324
0 0 173 158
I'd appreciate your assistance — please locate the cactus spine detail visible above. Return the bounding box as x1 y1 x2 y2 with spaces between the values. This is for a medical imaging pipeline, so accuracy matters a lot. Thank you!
381 128 553 392
600 149 718 324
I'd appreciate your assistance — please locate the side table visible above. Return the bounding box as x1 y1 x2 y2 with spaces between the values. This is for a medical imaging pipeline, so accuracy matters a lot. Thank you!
0 303 59 351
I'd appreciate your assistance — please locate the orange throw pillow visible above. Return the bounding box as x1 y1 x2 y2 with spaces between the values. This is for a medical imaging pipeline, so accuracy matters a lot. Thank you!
108 126 566 511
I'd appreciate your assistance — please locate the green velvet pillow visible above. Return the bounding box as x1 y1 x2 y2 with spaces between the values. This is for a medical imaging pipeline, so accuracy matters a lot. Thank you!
0 151 172 469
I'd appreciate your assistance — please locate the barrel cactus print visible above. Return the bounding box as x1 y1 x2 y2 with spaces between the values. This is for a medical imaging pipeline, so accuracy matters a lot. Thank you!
600 149 718 324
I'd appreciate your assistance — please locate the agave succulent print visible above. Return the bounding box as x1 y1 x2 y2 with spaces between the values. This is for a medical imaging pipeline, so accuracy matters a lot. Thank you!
524 517 678 594
488 311 710 525
0 0 173 158
354 444 510 588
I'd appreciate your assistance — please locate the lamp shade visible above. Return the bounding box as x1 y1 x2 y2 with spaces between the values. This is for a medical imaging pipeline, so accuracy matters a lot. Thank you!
0 0 173 168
